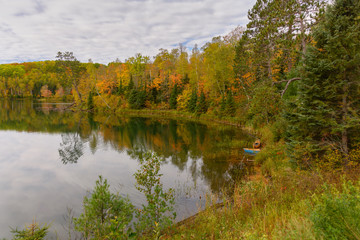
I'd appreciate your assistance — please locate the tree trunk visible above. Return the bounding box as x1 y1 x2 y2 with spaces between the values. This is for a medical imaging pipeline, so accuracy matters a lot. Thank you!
300 15 306 56
73 82 82 102
287 20 294 71
342 84 349 165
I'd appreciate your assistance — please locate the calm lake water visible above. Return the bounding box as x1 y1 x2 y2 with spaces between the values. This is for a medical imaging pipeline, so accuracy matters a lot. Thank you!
0 99 254 239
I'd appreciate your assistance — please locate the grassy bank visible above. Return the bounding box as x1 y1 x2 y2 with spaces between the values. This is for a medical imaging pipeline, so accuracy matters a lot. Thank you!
163 166 360 239
159 131 360 239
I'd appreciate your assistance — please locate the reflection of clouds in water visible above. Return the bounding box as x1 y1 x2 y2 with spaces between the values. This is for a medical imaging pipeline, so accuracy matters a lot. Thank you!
0 132 79 238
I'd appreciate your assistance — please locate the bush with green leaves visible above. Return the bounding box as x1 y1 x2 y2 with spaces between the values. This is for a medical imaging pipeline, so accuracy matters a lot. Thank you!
310 180 360 239
134 151 176 235
74 176 134 239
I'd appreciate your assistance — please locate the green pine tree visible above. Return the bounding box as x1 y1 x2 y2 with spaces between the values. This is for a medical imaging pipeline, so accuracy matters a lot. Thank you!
187 89 198 113
225 93 236 117
220 94 226 114
196 90 208 114
286 0 360 167
126 75 135 97
128 89 138 109
117 80 124 96
87 89 94 110
169 84 178 109
135 90 146 109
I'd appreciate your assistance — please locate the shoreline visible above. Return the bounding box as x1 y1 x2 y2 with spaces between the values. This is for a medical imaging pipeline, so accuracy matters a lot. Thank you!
99 108 258 138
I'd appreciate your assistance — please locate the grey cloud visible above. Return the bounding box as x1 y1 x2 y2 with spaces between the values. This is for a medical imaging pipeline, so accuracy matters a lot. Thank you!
0 23 15 34
13 0 46 17
14 12 29 17
34 0 46 14
0 0 256 64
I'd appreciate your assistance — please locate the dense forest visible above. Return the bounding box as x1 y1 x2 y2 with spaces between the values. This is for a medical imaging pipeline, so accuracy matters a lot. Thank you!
1 0 359 167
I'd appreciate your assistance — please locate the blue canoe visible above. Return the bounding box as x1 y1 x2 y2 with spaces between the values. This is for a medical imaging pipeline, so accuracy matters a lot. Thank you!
243 148 261 154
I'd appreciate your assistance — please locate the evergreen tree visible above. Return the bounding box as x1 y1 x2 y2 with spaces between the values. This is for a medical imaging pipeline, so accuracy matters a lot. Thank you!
149 87 159 103
135 90 146 109
117 80 124 96
128 89 146 109
187 89 198 113
196 90 208 114
74 176 134 238
169 84 178 109
128 89 138 109
225 93 236 117
127 75 135 97
286 0 360 167
220 94 226 114
87 89 94 110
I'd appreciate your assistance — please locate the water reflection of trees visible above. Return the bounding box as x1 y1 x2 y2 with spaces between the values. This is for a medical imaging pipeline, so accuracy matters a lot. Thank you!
58 133 84 164
0 99 255 193
99 117 255 193
0 99 80 132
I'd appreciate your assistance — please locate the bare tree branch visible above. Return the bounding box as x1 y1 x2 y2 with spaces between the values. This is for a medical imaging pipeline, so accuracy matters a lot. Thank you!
273 77 302 97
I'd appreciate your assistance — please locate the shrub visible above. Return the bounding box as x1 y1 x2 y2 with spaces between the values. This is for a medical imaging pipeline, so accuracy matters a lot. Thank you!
134 151 176 235
310 180 360 239
74 176 134 239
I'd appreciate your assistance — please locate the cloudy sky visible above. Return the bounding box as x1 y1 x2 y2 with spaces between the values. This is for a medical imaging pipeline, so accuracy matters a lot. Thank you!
0 0 255 64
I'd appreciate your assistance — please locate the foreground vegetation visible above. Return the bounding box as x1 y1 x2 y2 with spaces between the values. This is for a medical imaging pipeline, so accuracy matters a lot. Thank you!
10 152 360 239
167 167 360 239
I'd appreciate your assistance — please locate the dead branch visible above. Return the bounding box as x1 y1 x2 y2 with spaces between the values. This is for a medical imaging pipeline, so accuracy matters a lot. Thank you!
273 77 302 97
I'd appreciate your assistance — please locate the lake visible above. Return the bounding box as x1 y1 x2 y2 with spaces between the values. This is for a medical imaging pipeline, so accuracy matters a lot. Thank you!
0 99 254 239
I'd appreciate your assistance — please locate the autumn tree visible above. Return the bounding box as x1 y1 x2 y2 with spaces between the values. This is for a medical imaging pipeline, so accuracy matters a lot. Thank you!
0 65 25 96
40 85 53 98
175 43 189 79
126 53 150 89
202 37 235 99
55 51 86 102
189 44 202 89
